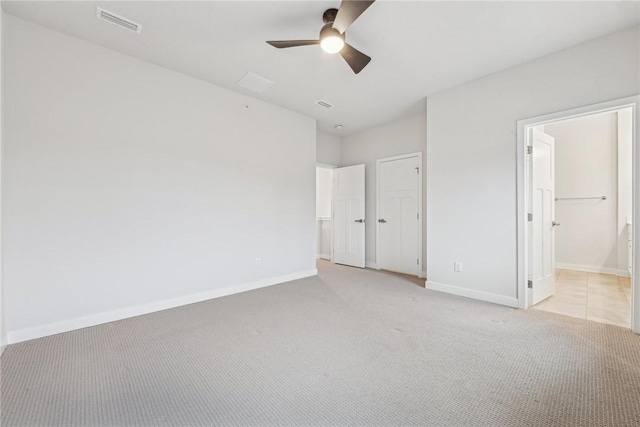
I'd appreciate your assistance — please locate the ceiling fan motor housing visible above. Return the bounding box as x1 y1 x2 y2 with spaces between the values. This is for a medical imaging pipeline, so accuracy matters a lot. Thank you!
322 8 339 24
320 23 344 41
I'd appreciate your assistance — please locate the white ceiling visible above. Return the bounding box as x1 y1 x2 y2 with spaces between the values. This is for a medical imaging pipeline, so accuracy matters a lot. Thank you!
3 1 639 136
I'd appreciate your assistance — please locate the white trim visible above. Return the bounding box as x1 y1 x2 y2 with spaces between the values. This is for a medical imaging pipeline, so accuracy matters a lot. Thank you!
6 269 317 344
365 261 379 270
555 263 630 277
375 152 423 277
316 162 337 169
517 95 640 334
426 281 519 308
419 271 427 279
316 254 331 260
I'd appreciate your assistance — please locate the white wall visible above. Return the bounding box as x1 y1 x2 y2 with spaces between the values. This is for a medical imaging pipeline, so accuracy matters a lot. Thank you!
618 108 633 274
3 16 317 342
316 131 342 166
546 112 620 273
426 25 640 304
341 113 427 270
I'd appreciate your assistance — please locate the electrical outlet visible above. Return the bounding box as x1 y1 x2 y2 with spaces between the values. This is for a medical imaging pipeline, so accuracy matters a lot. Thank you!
255 258 261 267
454 261 462 272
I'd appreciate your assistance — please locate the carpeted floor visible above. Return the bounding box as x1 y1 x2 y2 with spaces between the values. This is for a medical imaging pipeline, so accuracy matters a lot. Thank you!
2 260 640 426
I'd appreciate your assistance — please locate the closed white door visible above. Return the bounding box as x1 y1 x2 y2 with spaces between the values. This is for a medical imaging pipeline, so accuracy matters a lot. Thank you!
378 155 420 275
530 128 556 305
333 164 365 268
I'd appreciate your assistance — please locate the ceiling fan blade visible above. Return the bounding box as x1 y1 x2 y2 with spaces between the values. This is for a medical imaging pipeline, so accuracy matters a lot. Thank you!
339 43 371 74
266 40 319 49
332 0 376 34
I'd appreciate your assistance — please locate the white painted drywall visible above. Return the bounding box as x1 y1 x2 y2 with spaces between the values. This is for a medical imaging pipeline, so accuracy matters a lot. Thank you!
341 113 427 270
545 112 620 273
316 131 342 166
426 25 639 301
618 108 633 274
3 16 316 340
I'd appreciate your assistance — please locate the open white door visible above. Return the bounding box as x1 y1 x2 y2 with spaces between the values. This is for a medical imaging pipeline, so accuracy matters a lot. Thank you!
333 164 365 268
530 128 556 305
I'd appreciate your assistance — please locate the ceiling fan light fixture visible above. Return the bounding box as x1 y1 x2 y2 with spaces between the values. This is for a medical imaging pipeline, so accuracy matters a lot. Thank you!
265 2 375 74
319 25 344 54
321 35 344 54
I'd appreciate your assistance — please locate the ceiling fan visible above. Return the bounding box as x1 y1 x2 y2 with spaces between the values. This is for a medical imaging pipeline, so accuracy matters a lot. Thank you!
266 0 376 74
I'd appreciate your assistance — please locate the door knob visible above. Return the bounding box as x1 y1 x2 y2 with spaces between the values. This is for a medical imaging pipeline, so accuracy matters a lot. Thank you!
378 219 387 223
552 221 561 227
354 219 364 223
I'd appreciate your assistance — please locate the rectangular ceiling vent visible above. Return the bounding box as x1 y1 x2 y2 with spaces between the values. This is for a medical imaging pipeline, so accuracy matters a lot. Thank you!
316 100 333 109
97 7 142 34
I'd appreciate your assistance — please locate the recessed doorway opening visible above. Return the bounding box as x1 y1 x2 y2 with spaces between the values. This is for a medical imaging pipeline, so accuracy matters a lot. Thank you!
316 164 335 262
529 110 632 327
517 96 640 333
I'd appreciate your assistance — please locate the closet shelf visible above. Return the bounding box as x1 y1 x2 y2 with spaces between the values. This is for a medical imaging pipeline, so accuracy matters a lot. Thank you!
555 196 606 201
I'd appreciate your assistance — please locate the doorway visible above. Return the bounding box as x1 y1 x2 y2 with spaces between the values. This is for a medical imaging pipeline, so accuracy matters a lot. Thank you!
316 163 366 269
517 96 639 333
376 152 423 277
316 164 335 262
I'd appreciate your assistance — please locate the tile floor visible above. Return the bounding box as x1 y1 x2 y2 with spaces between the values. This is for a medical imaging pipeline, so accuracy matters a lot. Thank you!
532 269 632 328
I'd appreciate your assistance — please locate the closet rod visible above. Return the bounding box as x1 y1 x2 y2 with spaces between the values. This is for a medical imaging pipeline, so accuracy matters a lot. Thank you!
555 196 607 201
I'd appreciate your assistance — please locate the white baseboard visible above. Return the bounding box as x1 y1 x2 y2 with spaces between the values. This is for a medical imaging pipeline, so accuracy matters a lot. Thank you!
7 269 318 345
365 261 379 270
425 280 519 308
316 254 331 260
555 263 630 277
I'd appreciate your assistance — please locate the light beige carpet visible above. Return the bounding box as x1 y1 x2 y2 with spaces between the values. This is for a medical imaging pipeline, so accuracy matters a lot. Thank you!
1 260 639 426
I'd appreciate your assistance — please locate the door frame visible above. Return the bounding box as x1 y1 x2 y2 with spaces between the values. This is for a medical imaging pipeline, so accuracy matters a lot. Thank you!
375 152 423 277
316 163 336 263
516 95 640 334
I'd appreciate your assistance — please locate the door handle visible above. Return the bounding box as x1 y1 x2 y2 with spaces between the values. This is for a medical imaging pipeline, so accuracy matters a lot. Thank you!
552 221 561 227
354 219 364 223
378 219 387 223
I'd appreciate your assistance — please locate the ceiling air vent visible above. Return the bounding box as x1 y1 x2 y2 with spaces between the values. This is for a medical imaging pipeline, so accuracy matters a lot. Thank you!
316 100 333 109
97 7 142 34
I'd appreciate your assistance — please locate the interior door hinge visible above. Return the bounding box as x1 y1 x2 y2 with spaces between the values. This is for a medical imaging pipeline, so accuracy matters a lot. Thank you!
527 213 533 221
417 213 419 220
415 167 419 174
527 146 533 155
527 280 533 289
417 258 419 265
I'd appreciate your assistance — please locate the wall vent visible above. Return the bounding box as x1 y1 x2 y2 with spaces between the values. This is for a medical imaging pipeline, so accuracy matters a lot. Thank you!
97 7 142 34
316 100 333 109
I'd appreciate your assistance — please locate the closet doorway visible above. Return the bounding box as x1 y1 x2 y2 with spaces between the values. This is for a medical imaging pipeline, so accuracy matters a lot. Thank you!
518 96 639 333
